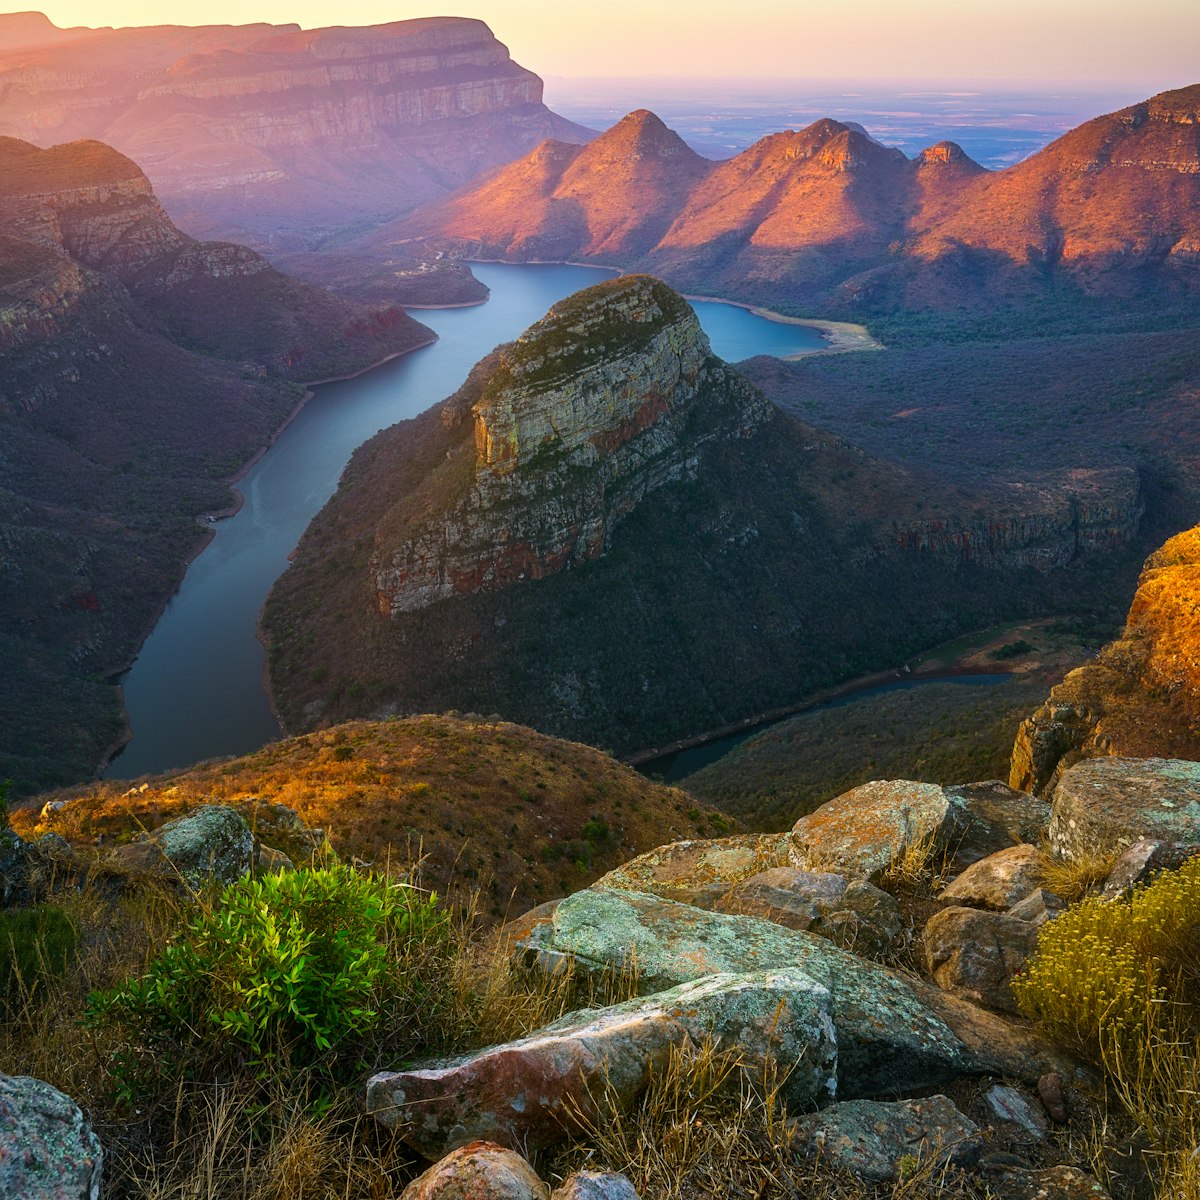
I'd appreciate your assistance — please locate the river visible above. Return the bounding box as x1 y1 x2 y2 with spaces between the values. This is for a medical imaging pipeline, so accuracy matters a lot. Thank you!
108 262 832 778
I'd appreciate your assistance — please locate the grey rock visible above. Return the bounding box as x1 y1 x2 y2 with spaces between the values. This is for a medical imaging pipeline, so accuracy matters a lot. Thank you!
368 969 836 1157
0 828 32 907
0 1074 103 1200
811 880 904 958
986 1085 1049 1140
1050 758 1200 862
987 1166 1112 1200
550 1172 640 1200
716 867 848 931
103 804 255 889
942 844 1043 910
924 906 1039 1013
944 781 1051 867
519 886 1085 1097
400 1142 549 1199
1101 838 1200 898
789 1095 982 1182
1008 889 1067 926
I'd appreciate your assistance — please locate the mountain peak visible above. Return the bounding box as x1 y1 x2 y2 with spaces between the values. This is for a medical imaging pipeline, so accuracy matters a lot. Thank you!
587 109 702 162
917 141 983 172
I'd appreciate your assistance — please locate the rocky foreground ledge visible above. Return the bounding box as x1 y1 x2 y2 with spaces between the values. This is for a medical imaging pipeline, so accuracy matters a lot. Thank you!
5 752 1198 1198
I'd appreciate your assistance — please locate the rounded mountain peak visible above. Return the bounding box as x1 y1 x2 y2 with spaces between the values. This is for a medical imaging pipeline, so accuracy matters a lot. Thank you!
917 141 984 171
588 109 699 160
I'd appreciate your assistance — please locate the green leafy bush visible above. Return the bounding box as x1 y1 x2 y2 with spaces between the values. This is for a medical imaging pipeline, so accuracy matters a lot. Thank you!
0 904 79 1004
1013 855 1200 1058
86 863 446 1089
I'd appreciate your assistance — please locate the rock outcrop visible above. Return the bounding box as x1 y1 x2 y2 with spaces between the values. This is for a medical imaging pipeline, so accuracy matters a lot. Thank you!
263 278 1142 758
1011 525 1200 793
0 14 590 246
397 85 1200 321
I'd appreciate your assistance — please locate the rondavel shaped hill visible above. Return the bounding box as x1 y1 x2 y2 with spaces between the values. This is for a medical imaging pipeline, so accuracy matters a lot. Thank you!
0 136 432 794
391 86 1200 324
263 275 1145 757
0 13 591 249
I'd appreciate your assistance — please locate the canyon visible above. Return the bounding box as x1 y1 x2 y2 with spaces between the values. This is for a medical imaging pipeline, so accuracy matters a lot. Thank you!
391 89 1200 329
0 12 591 252
0 135 430 794
262 276 1146 757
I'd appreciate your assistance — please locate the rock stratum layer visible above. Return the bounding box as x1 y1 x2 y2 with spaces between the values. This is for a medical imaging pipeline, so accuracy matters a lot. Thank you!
263 276 1143 757
0 136 431 794
1011 525 1200 794
0 13 591 247
390 90 1200 326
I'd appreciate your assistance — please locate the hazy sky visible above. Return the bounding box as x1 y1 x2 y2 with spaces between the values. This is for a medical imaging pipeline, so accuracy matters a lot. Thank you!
29 0 1200 86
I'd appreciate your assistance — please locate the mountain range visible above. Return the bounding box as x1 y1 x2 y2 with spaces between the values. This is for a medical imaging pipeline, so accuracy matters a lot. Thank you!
262 276 1147 756
0 12 591 251
388 90 1200 330
0 135 431 794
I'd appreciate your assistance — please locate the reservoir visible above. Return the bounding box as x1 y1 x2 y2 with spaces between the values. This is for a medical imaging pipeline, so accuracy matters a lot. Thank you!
109 262 830 777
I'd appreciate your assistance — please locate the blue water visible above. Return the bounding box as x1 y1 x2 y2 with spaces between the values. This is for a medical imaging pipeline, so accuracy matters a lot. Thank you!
644 673 1015 783
109 262 829 778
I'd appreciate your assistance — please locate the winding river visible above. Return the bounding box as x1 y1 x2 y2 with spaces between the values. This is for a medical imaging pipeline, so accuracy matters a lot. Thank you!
108 262 832 778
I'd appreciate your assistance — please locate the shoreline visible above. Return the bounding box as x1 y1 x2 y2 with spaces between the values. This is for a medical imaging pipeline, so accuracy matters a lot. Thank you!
627 664 1011 771
97 333 438 781
465 256 882 356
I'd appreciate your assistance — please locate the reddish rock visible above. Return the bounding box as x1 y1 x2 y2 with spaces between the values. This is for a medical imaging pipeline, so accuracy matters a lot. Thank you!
923 906 1038 1013
401 1142 548 1200
942 844 1043 910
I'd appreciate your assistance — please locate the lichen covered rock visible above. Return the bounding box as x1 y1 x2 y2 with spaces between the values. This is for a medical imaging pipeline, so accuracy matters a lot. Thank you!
103 803 255 888
1049 757 1200 861
0 1074 103 1200
789 1095 982 1182
367 969 836 1157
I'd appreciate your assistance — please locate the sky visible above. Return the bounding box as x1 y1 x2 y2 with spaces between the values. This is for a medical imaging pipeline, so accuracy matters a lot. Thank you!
27 0 1200 87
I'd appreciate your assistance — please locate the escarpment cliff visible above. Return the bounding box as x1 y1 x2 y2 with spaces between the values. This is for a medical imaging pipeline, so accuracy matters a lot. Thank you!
397 85 1200 329
0 13 591 247
372 278 771 616
1011 525 1200 795
263 276 1143 757
0 137 432 795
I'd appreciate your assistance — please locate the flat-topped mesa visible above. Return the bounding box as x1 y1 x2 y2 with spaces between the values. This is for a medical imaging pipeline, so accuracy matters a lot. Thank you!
373 276 773 615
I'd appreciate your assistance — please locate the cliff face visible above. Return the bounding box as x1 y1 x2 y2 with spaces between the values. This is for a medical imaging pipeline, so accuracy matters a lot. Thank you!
1011 526 1200 795
0 136 432 796
372 277 771 616
397 87 1200 321
263 276 1144 759
0 14 591 246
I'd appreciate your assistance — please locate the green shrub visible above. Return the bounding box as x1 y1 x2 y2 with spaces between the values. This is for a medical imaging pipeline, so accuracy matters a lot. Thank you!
86 863 446 1091
0 904 79 1004
1013 855 1200 1058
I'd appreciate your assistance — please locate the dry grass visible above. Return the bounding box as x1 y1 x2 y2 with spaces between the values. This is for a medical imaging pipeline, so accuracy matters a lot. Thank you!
1035 845 1119 903
17 716 734 922
879 817 952 896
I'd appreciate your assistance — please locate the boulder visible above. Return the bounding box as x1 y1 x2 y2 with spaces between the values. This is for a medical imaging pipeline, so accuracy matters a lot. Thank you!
789 1095 982 1182
789 780 959 880
924 906 1038 1013
943 781 1051 866
519 887 1084 1096
595 834 791 908
1007 889 1066 926
985 1085 1048 1140
810 880 903 958
1101 838 1200 898
1050 758 1200 862
103 804 255 889
550 1173 640 1200
986 1166 1112 1200
942 845 1043 910
367 969 837 1157
715 867 848 930
0 1074 103 1200
401 1142 548 1200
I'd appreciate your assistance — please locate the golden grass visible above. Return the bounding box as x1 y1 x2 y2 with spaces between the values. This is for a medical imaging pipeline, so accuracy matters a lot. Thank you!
1035 845 1119 903
17 716 734 923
